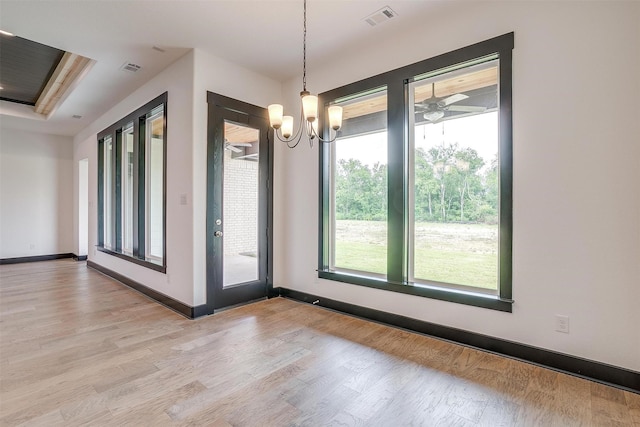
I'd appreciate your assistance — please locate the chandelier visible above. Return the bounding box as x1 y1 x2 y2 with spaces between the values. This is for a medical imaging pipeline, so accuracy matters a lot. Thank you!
267 0 343 148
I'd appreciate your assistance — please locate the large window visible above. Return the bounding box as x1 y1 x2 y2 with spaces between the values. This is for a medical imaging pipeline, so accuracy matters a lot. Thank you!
103 134 114 250
98 93 167 272
319 34 513 311
145 106 165 263
329 88 388 277
122 123 134 255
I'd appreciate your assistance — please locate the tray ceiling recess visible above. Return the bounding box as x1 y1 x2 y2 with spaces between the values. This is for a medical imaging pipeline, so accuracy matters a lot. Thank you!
0 31 94 118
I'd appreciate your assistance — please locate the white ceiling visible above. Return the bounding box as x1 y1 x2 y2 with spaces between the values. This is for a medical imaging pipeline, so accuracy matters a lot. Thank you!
0 0 438 136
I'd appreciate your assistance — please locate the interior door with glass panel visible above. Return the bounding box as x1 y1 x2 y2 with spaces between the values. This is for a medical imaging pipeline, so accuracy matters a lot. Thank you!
206 93 272 311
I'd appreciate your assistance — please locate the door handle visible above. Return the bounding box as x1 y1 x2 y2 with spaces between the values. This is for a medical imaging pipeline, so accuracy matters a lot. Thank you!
214 231 223 237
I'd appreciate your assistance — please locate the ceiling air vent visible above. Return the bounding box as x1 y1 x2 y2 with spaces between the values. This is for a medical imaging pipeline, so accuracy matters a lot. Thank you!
364 6 397 27
120 62 141 73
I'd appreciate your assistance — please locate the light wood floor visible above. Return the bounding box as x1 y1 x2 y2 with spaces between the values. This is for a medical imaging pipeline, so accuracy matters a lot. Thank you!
0 260 638 426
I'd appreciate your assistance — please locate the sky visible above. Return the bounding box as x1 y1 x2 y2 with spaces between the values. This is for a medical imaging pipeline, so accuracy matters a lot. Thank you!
335 111 498 172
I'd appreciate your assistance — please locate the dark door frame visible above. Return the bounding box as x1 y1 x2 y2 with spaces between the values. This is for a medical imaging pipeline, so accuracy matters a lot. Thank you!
205 92 274 313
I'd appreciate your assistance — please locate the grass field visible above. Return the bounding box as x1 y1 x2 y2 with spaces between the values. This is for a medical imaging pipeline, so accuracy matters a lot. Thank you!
335 220 498 290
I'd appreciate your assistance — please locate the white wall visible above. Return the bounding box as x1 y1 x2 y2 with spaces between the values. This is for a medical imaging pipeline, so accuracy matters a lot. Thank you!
72 48 282 307
0 127 74 258
73 50 197 306
78 158 88 256
191 49 282 305
277 1 640 371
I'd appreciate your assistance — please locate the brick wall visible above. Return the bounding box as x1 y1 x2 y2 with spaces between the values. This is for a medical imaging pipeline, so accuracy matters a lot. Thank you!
223 149 258 256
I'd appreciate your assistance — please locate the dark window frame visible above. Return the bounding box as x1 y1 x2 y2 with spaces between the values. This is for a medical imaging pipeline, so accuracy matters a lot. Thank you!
97 92 167 273
318 33 513 312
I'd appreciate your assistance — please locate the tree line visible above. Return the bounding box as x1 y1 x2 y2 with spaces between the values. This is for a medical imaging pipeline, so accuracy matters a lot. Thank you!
335 143 498 223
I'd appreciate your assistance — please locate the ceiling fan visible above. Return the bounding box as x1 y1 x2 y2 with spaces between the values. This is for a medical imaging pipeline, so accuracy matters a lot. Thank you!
415 82 486 122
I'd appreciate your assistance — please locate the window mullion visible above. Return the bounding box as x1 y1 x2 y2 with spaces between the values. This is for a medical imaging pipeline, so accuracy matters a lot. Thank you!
317 118 333 272
109 133 117 250
329 145 336 270
406 81 416 284
136 117 146 259
114 130 123 252
387 79 406 285
97 139 104 247
498 49 513 301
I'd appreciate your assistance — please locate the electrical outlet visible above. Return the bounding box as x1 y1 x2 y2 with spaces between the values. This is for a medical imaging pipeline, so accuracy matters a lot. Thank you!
556 315 570 333
29 243 35 250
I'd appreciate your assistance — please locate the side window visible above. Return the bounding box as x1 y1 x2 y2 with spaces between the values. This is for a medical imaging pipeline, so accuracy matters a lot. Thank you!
329 88 388 278
97 93 167 271
409 58 500 293
102 135 114 250
122 123 134 255
145 106 165 263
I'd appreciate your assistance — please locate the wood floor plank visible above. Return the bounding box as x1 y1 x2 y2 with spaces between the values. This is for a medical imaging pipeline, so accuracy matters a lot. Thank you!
591 382 634 426
12 408 65 427
515 388 558 426
0 260 636 426
339 361 421 422
0 382 97 426
477 398 521 427
549 373 592 426
626 390 640 426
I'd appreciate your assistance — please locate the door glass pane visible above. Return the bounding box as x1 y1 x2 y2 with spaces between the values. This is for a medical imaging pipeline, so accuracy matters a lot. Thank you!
223 121 260 286
146 106 164 264
122 124 134 255
330 88 388 277
410 59 499 292
103 135 113 249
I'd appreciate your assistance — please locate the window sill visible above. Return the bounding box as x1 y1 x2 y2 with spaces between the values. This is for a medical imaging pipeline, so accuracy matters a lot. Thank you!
318 270 512 312
96 246 166 273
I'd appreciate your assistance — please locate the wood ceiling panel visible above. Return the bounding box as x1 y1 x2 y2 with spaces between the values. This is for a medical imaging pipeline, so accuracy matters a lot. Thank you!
151 116 165 137
340 66 498 120
225 122 259 144
0 35 64 105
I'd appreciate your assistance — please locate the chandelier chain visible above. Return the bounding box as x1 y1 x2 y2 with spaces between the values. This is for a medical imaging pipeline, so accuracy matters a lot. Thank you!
268 0 341 146
303 0 307 92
